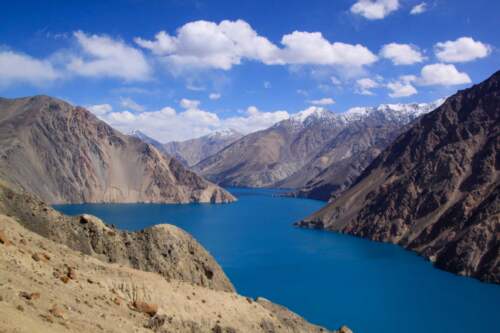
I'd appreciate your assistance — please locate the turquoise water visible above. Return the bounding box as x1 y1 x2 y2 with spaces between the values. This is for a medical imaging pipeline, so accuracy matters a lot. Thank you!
55 188 500 333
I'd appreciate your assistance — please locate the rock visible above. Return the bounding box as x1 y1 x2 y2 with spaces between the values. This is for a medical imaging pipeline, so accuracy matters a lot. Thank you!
144 315 167 330
19 291 40 300
32 252 50 262
339 325 353 333
0 230 10 245
49 305 64 319
132 300 158 317
67 267 77 280
60 276 70 284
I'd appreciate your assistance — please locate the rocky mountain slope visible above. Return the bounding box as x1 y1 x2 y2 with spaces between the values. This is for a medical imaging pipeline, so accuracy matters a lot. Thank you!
195 103 439 191
298 71 500 283
0 180 349 333
0 96 235 204
281 101 443 200
164 129 243 167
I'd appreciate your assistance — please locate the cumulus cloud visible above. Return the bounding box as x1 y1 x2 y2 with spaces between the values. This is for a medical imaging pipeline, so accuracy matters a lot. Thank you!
67 31 151 81
351 0 400 20
135 20 377 71
87 103 113 116
434 37 491 63
180 98 200 109
380 43 424 65
356 77 380 95
386 75 418 97
209 93 221 100
418 63 471 86
89 101 292 142
120 97 145 112
308 97 335 106
410 2 427 15
0 50 60 87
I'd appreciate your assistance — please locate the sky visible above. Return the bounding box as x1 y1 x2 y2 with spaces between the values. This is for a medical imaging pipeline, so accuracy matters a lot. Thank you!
0 0 498 142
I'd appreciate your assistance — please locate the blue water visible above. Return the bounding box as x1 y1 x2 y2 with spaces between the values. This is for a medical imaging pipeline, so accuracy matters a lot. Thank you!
54 188 500 333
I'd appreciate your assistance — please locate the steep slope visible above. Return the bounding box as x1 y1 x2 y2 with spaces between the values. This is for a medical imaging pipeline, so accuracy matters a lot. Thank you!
298 71 500 283
282 101 443 200
0 96 235 204
0 189 348 332
195 103 438 189
163 129 243 167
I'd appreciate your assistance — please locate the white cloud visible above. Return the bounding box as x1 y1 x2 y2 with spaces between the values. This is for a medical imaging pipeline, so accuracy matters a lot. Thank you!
309 97 335 106
330 76 342 85
418 63 471 86
387 75 418 97
87 103 113 116
180 98 200 109
0 50 59 87
278 31 378 67
380 43 424 65
135 20 377 71
434 37 491 63
68 31 151 81
209 93 221 100
120 97 145 112
356 77 380 95
410 2 427 15
92 100 292 142
351 0 400 20
264 81 271 89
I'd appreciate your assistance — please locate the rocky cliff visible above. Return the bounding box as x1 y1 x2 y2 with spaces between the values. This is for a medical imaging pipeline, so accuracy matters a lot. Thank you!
0 96 235 204
298 71 500 283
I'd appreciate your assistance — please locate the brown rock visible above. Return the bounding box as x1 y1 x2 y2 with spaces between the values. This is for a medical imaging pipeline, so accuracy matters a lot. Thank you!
339 326 353 333
19 291 40 300
0 230 10 245
67 267 77 280
113 297 121 306
60 276 70 284
32 252 50 262
132 300 158 317
49 305 64 319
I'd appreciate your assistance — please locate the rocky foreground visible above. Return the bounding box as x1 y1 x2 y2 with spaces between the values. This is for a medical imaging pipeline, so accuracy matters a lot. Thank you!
0 180 350 332
0 96 235 204
298 71 500 283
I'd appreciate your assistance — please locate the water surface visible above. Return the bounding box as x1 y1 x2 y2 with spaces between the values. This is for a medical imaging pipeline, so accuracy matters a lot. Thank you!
55 188 500 333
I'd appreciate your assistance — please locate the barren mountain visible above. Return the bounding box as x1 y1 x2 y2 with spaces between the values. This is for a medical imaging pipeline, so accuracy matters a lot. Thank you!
282 101 443 200
195 103 439 190
0 96 235 204
0 180 348 332
298 71 500 283
164 129 243 167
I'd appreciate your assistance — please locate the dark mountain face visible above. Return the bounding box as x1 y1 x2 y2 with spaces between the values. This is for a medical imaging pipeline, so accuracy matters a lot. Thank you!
0 96 235 204
298 71 500 283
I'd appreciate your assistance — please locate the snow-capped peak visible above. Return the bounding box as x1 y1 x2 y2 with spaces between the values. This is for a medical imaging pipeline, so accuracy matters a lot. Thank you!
206 128 240 138
291 107 333 123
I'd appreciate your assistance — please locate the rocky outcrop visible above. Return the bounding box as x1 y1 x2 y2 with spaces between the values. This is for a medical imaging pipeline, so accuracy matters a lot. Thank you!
298 71 500 283
0 214 347 332
0 95 235 204
0 180 234 292
164 129 243 167
194 103 439 192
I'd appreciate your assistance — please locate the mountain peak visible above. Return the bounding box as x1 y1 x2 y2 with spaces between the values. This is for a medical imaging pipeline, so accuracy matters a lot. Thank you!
290 107 333 123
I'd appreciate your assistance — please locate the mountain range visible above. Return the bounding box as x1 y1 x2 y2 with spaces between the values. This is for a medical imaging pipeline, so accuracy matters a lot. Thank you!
163 129 243 167
194 101 442 200
298 70 500 283
0 96 235 204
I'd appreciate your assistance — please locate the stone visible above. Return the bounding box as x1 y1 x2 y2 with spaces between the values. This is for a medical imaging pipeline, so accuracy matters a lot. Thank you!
132 300 158 317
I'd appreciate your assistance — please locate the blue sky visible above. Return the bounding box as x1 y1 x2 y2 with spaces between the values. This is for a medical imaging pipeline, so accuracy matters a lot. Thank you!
0 0 498 141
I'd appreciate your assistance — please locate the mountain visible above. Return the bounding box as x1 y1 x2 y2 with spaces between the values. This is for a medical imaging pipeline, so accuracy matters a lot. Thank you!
298 71 500 283
129 129 166 152
281 100 444 200
194 103 439 190
194 108 346 187
0 180 347 333
0 96 235 204
163 129 243 167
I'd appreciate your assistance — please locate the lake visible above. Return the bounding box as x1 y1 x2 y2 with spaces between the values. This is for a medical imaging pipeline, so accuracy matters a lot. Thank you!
55 188 500 333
